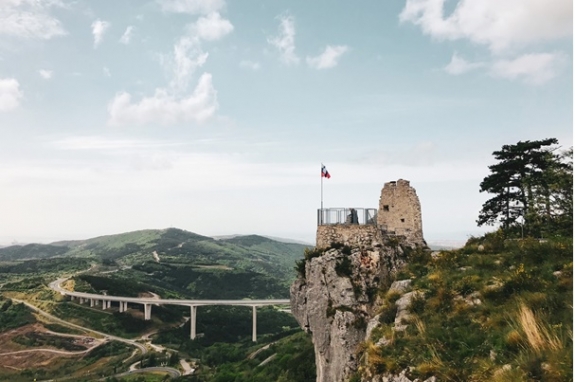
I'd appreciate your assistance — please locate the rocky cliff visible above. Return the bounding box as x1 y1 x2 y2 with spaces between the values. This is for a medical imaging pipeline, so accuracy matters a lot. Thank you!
290 229 421 382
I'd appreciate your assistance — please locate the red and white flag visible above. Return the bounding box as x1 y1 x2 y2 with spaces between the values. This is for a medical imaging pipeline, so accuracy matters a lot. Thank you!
321 164 331 179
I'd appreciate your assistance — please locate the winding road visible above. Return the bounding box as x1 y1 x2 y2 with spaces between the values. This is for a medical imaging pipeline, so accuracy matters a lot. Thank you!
13 299 183 380
13 299 147 355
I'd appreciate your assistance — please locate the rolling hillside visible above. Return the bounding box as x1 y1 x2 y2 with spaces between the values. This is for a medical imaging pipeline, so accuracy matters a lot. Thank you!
0 228 309 298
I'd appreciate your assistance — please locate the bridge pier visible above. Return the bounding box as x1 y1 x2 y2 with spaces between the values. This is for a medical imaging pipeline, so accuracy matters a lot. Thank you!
90 299 95 307
252 306 257 343
102 300 107 310
190 305 197 340
144 303 152 320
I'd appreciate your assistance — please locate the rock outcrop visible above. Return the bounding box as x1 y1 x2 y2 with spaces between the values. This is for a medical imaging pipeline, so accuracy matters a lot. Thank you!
291 179 431 382
290 237 408 382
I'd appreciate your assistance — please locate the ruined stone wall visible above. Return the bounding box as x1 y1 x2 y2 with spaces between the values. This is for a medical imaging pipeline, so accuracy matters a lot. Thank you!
377 179 425 246
316 224 381 249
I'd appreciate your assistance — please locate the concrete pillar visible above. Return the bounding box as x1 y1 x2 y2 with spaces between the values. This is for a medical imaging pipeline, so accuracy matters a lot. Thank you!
252 306 257 343
144 304 152 320
107 301 112 309
190 306 197 340
123 302 128 312
90 299 95 307
102 300 107 310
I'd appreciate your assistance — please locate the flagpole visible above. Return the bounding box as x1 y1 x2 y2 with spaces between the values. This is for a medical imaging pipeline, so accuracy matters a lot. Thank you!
320 163 323 225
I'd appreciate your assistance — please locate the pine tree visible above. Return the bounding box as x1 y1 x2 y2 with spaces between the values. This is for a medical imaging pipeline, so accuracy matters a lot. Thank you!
477 138 572 237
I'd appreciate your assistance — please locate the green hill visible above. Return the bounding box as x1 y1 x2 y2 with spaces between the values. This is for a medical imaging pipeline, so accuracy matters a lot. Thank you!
0 228 309 299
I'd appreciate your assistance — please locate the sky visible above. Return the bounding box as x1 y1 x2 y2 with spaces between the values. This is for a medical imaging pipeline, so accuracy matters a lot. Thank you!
0 0 572 246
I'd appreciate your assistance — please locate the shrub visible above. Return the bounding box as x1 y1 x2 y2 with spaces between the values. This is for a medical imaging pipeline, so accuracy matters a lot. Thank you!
379 304 398 325
335 256 353 277
409 294 426 315
304 247 323 261
294 259 306 278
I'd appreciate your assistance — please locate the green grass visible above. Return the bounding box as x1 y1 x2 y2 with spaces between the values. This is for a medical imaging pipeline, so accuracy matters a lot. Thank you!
361 236 573 382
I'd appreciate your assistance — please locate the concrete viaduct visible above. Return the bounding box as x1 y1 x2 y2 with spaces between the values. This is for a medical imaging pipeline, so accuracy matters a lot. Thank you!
49 278 290 342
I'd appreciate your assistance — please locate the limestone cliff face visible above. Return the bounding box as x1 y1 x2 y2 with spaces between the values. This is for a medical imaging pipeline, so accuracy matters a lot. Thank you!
290 235 407 382
293 179 430 382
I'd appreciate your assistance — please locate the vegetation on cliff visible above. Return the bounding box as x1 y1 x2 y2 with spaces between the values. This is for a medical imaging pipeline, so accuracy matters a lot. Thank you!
360 235 572 381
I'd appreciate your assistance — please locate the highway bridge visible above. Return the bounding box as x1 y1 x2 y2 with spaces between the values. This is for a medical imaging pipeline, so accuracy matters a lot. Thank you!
49 278 290 342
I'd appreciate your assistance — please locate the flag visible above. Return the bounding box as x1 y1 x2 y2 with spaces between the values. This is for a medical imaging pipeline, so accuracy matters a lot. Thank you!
321 164 331 179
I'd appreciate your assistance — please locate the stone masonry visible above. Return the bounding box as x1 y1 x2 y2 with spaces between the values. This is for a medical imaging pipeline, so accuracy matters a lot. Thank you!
377 179 425 246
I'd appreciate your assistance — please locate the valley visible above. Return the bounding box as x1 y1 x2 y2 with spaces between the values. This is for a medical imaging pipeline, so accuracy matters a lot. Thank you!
0 228 316 381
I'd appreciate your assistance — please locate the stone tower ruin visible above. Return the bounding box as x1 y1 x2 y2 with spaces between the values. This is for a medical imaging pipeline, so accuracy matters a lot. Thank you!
316 179 426 248
377 179 425 246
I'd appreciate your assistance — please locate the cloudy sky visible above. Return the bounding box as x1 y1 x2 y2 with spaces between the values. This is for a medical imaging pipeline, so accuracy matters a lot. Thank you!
0 0 572 246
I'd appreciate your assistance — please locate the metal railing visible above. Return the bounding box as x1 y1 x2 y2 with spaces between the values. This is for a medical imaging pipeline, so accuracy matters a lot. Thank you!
317 208 377 226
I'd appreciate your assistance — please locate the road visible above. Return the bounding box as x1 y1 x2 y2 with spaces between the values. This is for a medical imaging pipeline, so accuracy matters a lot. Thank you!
0 348 90 356
13 299 147 355
112 366 181 379
13 299 183 380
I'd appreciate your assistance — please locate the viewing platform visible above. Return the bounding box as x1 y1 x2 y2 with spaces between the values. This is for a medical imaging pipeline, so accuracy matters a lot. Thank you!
317 208 377 226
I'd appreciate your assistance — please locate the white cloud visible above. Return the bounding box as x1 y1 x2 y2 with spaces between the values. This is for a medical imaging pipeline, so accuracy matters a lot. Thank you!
400 0 573 52
194 12 233 41
103 67 111 77
108 72 218 126
490 53 564 85
109 4 233 125
38 69 53 79
444 52 484 75
91 19 110 48
158 0 225 14
0 77 23 112
119 26 134 44
167 13 232 92
267 14 299 65
306 45 349 69
169 35 209 92
240 60 261 70
0 0 67 39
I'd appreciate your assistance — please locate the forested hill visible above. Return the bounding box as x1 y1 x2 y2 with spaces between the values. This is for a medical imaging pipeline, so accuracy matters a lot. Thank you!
0 228 309 289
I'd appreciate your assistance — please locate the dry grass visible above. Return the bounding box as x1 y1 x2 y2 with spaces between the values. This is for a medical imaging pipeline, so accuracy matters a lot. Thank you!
518 303 562 353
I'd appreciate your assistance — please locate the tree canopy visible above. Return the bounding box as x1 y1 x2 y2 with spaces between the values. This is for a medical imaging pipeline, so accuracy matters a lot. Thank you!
477 138 572 237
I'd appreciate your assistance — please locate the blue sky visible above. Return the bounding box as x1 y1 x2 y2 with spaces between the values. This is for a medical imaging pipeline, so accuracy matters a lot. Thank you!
0 0 572 245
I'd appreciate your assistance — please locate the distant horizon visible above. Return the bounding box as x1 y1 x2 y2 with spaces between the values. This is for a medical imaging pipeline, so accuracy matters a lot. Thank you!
0 225 476 248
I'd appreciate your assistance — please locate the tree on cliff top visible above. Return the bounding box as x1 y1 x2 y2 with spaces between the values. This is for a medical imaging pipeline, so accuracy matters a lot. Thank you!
477 138 572 237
